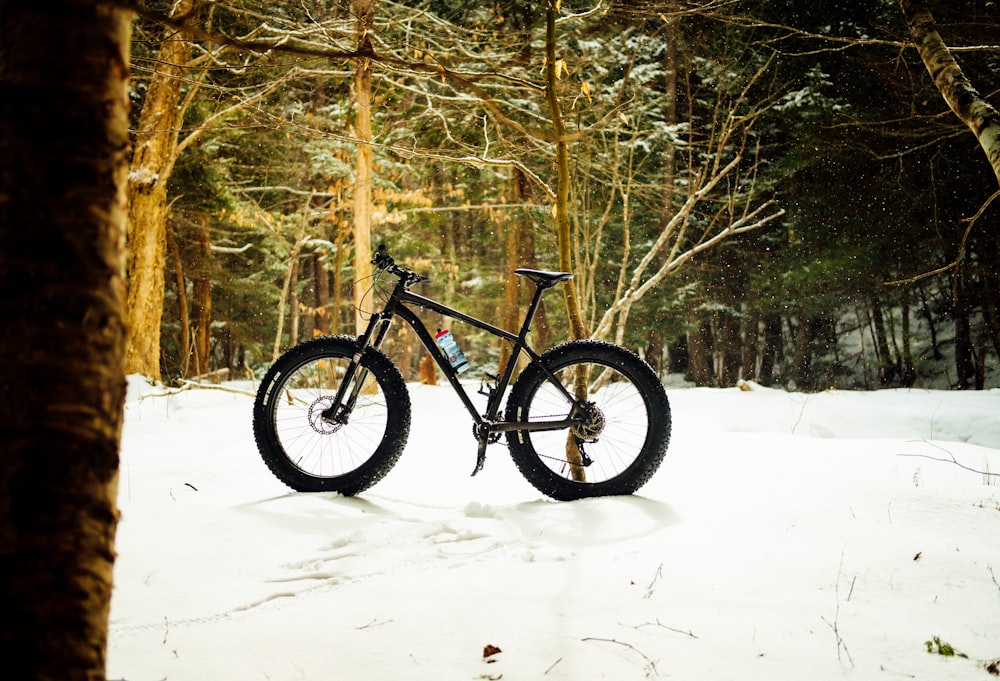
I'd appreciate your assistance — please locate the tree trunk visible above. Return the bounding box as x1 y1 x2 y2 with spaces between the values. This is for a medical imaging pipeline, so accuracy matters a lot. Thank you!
715 310 742 386
953 284 975 389
499 166 534 374
499 210 523 374
740 307 761 382
668 335 689 375
332 220 347 335
758 314 782 386
646 330 665 377
644 13 680 380
900 0 1000 185
166 223 191 375
272 227 308 361
869 297 896 385
0 4 132 679
687 319 714 386
191 220 212 377
288 254 301 348
314 253 331 337
919 283 942 359
791 316 815 390
545 0 589 343
900 288 917 386
982 236 1000 362
352 0 375 336
125 0 197 381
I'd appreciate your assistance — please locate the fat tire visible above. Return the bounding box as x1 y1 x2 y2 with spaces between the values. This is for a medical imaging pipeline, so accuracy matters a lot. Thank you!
252 335 411 495
504 340 670 501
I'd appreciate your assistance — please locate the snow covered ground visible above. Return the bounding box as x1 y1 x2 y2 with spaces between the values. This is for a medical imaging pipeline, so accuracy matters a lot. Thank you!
108 376 1000 680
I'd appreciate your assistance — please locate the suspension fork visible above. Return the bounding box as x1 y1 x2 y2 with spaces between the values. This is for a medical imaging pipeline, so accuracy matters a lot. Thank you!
322 307 397 424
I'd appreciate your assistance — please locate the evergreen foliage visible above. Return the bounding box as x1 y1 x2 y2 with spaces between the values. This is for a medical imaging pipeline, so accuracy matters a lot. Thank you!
130 0 999 389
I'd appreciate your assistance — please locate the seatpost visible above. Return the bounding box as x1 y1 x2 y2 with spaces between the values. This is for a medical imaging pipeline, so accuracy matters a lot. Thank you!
516 282 548 343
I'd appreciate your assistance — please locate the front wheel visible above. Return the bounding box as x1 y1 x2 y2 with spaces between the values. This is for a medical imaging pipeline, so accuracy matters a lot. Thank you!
252 336 411 495
504 340 671 501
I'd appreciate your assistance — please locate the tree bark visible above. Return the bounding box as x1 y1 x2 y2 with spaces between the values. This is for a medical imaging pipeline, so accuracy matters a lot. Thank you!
900 288 917 386
353 0 375 335
900 0 1000 186
715 311 742 386
499 166 534 374
332 219 348 335
166 223 191 375
646 12 681 379
191 220 212 377
758 314 782 385
288 254 301 348
314 253 331 337
869 297 896 385
687 319 714 386
0 3 132 678
545 0 589 343
740 306 761 382
953 284 975 389
125 0 198 381
791 316 815 390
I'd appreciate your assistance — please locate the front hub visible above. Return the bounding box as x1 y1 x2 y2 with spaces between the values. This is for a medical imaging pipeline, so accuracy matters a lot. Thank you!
310 397 345 434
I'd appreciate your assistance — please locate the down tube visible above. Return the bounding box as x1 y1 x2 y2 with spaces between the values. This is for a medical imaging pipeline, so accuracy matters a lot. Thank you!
393 304 484 423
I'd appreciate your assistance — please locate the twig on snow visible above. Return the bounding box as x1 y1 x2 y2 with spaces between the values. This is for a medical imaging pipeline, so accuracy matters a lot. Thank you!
823 552 855 668
643 563 663 599
582 637 658 676
139 379 257 401
897 441 1000 479
629 618 698 639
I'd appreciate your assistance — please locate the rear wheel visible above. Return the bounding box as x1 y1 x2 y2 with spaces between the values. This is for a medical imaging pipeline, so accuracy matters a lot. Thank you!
252 336 410 495
504 340 670 501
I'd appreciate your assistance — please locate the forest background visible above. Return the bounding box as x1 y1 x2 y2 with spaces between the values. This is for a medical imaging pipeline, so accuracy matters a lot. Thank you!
125 0 1000 391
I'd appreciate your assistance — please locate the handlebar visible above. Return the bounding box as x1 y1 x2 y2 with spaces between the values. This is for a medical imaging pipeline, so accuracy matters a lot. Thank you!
372 245 430 287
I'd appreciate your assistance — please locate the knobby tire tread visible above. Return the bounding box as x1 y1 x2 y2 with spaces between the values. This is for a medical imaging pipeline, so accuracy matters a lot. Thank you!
504 340 671 501
252 336 411 495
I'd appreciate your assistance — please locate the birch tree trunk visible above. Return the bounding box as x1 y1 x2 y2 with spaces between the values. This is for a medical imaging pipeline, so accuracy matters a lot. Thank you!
0 2 132 678
900 0 1000 186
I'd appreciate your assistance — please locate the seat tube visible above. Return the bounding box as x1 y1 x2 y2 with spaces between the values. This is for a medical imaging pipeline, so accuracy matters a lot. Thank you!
516 284 546 343
487 284 546 416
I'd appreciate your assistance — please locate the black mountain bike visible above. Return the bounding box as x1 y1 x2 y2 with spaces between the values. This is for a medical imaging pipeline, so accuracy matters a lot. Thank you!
252 246 671 501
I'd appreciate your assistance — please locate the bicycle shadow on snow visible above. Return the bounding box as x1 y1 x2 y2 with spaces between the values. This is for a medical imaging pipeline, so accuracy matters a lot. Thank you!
505 494 678 549
238 490 677 554
225 491 679 618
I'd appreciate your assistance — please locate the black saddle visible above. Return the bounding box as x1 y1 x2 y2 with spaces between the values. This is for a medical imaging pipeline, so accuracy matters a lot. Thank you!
515 268 574 288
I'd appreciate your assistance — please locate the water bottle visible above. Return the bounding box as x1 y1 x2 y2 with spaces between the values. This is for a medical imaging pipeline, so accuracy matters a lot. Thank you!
435 329 470 373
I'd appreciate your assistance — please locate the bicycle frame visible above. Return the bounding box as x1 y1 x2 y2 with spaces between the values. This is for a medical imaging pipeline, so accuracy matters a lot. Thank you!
327 269 581 448
254 247 670 497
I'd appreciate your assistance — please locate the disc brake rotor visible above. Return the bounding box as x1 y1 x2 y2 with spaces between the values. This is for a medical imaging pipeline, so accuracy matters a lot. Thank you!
308 396 344 435
571 401 605 441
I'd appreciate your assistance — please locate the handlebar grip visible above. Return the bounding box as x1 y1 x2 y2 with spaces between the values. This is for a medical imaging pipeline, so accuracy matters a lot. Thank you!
372 244 394 270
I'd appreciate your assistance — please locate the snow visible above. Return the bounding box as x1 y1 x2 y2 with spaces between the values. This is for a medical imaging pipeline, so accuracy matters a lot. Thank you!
108 375 1000 680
